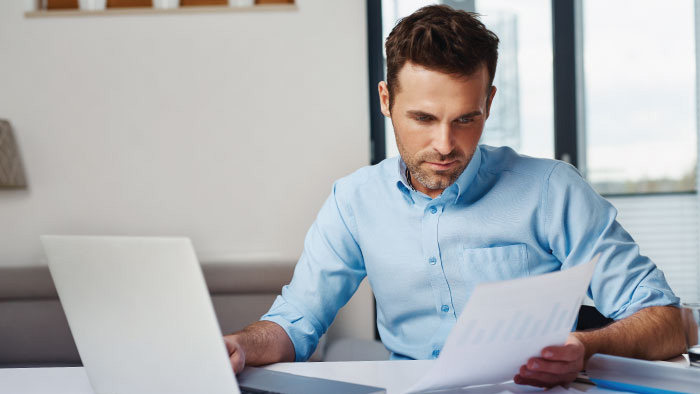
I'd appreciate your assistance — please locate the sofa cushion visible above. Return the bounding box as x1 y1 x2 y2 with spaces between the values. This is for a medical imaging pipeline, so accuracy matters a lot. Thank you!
0 263 294 366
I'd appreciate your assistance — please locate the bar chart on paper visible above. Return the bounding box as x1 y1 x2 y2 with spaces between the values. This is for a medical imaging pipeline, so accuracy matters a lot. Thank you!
405 255 599 393
453 299 584 347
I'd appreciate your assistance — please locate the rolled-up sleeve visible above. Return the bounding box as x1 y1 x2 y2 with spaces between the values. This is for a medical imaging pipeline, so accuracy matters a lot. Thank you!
261 180 366 361
544 162 680 320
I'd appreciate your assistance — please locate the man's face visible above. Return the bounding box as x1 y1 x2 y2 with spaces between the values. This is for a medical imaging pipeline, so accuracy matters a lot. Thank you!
379 62 496 197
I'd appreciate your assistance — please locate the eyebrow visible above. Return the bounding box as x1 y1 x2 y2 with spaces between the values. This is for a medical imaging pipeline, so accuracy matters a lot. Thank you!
405 110 483 119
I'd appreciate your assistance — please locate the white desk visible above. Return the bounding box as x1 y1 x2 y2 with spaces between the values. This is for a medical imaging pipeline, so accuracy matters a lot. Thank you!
0 360 617 394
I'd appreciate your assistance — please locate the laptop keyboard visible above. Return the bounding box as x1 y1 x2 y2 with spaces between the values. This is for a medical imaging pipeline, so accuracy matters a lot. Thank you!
239 386 282 394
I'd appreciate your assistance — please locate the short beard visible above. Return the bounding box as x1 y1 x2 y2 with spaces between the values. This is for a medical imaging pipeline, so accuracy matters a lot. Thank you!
410 158 467 190
396 137 472 192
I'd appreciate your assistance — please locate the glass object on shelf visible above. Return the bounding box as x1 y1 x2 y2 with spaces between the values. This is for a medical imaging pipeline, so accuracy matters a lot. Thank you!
78 0 107 10
583 0 697 194
152 0 178 8
681 301 700 367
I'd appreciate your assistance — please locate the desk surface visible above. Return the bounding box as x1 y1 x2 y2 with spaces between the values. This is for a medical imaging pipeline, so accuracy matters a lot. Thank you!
0 360 618 394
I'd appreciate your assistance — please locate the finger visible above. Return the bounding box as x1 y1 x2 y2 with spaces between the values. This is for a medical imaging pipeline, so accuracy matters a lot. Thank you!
526 357 581 375
229 349 245 374
513 374 560 388
517 365 578 387
541 343 583 362
223 336 236 355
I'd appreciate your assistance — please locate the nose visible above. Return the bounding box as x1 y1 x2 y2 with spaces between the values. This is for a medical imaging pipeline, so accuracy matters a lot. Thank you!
432 122 456 156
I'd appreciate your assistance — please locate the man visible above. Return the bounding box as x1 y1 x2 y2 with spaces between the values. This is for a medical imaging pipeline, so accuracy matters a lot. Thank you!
224 5 686 388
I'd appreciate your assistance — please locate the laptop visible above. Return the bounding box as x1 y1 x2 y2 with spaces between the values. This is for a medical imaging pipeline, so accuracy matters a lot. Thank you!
41 235 385 394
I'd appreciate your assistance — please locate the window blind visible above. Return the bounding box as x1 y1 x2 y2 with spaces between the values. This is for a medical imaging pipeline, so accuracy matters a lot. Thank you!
607 194 700 303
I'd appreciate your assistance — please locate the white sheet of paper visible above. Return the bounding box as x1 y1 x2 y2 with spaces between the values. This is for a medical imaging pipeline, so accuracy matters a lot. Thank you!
405 255 599 393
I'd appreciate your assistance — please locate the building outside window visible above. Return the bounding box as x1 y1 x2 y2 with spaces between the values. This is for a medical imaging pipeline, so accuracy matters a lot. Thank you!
583 0 697 195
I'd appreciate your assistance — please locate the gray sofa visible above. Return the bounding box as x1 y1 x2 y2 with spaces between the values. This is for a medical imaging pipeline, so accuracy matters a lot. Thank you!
0 262 388 367
0 263 294 367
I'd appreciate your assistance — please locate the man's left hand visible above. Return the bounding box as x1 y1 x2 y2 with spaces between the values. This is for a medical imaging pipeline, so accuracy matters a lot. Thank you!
513 333 585 388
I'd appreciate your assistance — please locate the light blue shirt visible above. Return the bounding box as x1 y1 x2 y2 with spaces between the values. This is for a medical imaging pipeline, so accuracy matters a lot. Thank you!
261 145 679 361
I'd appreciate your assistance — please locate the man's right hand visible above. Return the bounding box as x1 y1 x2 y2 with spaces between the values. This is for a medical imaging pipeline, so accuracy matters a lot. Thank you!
224 335 246 373
222 321 296 374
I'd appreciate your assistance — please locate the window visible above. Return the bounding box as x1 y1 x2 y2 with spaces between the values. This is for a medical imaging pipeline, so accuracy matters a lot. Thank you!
381 0 437 159
475 0 553 159
580 0 700 303
582 0 697 195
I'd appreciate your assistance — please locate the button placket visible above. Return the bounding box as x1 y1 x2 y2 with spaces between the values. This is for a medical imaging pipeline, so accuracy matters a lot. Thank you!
421 202 455 355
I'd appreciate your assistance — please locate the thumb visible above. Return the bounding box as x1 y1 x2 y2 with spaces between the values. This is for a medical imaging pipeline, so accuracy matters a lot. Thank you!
229 346 246 374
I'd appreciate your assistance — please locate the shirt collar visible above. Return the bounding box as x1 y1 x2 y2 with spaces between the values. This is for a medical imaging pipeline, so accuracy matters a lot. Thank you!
394 146 482 203
397 158 410 189
453 145 482 201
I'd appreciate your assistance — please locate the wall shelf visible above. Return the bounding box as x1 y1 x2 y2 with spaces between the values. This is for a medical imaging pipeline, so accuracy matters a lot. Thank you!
25 4 296 18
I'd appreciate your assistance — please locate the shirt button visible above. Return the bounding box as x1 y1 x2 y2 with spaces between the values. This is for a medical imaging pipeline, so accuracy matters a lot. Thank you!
430 207 438 214
432 349 440 358
441 305 450 312
428 257 437 265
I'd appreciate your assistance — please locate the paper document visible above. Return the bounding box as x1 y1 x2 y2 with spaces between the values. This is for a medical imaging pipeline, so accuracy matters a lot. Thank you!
406 255 599 393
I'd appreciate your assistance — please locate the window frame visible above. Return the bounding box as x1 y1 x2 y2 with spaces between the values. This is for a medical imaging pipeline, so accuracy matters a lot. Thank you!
367 0 385 166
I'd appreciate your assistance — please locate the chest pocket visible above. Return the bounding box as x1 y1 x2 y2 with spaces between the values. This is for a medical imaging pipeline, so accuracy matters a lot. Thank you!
461 244 529 284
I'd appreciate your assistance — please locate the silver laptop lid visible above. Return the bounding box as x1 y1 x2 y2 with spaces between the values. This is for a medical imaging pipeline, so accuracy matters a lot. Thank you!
42 235 239 394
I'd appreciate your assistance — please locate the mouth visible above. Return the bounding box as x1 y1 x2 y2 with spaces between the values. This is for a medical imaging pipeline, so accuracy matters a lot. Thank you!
425 161 458 171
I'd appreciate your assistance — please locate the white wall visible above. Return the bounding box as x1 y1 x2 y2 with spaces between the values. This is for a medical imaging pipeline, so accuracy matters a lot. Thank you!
0 0 370 264
0 0 374 340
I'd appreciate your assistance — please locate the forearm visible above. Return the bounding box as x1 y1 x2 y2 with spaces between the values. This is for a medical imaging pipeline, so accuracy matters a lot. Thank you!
226 320 295 366
573 305 686 362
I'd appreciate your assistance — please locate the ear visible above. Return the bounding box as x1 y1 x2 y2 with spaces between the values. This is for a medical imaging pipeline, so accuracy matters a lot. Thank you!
378 81 391 117
485 86 497 119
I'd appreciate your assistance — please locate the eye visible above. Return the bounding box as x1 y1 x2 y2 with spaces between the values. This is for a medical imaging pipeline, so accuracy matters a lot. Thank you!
456 117 474 124
415 115 432 122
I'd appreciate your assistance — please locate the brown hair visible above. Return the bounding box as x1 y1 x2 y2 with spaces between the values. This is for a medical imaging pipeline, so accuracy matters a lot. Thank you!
385 5 499 109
